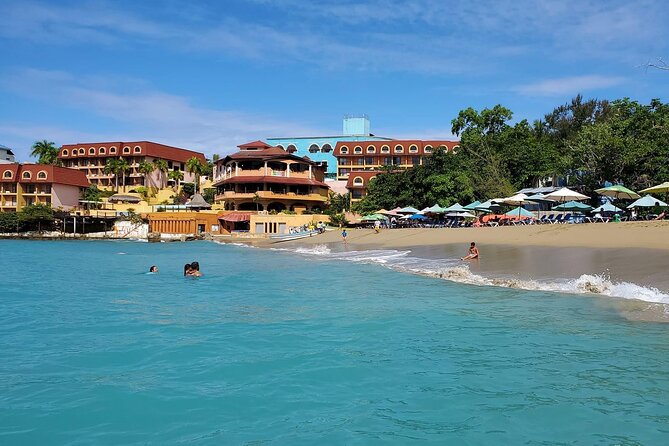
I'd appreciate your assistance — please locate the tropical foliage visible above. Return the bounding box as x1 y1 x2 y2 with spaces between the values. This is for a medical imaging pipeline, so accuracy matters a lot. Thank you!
354 96 669 211
31 140 61 165
0 204 55 232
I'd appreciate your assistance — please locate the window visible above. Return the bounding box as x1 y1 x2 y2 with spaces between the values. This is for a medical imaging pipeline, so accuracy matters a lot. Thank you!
62 149 69 156
123 146 131 154
89 147 95 155
409 144 418 153
356 158 364 165
366 145 375 153
411 156 421 166
99 147 106 155
424 145 433 154
452 145 460 154
78 148 85 155
354 146 362 154
22 171 31 180
381 145 390 153
394 145 404 153
321 144 332 153
365 157 374 165
308 144 320 153
340 146 349 154
3 170 11 179
383 157 391 165
393 156 402 165
134 146 141 153
351 190 363 199
286 144 297 153
37 171 47 180
353 176 364 185
110 146 117 154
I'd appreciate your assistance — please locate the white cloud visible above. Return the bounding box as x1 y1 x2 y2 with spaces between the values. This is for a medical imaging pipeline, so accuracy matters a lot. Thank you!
513 75 626 96
0 68 325 160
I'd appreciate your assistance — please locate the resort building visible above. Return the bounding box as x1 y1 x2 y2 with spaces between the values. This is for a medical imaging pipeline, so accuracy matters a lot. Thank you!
266 115 392 179
346 171 380 204
212 140 329 213
58 141 206 191
0 144 16 164
0 163 90 212
334 139 460 181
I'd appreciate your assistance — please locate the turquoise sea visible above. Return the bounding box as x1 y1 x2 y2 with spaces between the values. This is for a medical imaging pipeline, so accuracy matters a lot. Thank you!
1 240 668 445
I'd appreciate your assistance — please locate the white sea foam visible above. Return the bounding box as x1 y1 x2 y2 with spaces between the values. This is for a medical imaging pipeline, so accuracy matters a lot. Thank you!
289 245 669 305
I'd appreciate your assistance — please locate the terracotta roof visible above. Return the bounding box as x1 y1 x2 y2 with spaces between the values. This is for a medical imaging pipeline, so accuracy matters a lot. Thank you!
1 164 89 187
334 139 460 156
59 141 206 163
219 147 318 165
219 212 252 222
238 140 272 149
214 175 328 188
346 170 381 188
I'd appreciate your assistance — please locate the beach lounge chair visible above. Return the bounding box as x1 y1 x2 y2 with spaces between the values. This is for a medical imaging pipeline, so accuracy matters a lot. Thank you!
544 214 556 224
551 214 564 224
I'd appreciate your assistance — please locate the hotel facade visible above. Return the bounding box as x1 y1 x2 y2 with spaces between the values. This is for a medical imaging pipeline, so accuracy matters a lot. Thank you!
0 164 90 212
58 141 206 191
213 140 329 213
334 139 460 203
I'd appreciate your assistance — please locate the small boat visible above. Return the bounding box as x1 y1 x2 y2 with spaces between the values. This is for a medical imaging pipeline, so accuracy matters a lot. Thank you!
269 230 320 243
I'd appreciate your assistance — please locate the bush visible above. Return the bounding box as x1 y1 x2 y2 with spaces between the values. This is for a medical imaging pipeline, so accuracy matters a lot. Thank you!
328 213 348 227
0 212 20 232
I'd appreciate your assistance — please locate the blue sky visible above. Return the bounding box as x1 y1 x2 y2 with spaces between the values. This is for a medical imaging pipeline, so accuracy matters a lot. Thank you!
1 0 668 161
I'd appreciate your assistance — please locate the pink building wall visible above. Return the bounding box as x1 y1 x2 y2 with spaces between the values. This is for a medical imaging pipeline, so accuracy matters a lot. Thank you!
51 184 82 210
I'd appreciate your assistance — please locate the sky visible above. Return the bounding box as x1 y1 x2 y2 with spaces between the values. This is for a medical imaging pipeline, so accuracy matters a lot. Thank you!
1 0 668 161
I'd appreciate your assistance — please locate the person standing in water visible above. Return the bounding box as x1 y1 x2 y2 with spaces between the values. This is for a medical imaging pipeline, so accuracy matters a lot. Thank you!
342 229 348 243
461 242 480 260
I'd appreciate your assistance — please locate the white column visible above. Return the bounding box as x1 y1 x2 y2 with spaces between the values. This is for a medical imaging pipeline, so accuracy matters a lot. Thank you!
235 162 239 176
264 161 268 176
286 163 291 178
308 165 312 179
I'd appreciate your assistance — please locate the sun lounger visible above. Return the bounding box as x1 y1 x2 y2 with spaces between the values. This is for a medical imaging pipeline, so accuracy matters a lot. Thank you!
543 214 555 224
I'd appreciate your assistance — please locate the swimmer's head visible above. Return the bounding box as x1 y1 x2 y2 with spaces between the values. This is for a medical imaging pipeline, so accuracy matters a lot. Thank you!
149 265 158 273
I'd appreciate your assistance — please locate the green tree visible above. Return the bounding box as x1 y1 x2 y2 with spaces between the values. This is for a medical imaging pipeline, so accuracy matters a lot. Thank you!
104 158 121 191
186 157 205 193
168 169 184 191
19 204 55 232
138 160 155 188
153 159 169 189
31 140 61 165
116 158 130 189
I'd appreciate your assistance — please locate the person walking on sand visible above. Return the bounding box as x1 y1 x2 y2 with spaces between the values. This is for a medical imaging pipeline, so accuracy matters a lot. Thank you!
461 242 479 260
342 229 348 243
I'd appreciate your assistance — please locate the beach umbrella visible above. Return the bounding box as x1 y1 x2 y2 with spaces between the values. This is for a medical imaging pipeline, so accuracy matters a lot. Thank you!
397 206 420 214
544 187 589 202
497 193 531 206
592 202 622 213
361 213 386 221
626 195 668 209
425 203 446 213
595 184 640 200
442 202 468 213
525 193 555 204
408 213 427 220
375 208 389 214
378 209 402 217
639 181 669 195
504 207 534 218
446 211 477 218
552 200 593 212
463 200 481 210
474 199 504 214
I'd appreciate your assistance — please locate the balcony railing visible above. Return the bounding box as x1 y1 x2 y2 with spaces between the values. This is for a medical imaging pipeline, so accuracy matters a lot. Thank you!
214 168 314 182
215 190 328 202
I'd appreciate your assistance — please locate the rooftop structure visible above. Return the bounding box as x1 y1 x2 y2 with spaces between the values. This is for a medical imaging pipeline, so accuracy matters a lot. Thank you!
213 140 329 214
0 144 16 164
1 163 90 212
58 141 206 191
266 116 392 178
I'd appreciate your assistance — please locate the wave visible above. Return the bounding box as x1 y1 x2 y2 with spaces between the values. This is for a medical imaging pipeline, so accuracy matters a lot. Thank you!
285 245 669 305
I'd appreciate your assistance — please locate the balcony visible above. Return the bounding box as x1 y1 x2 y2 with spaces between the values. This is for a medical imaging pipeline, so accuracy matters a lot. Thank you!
215 168 314 182
215 190 328 203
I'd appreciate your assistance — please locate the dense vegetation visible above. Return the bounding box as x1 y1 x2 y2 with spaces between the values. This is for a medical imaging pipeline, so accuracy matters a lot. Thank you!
353 96 669 214
0 204 56 232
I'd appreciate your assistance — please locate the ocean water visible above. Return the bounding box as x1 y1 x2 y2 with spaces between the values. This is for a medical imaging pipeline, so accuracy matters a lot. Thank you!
1 240 668 445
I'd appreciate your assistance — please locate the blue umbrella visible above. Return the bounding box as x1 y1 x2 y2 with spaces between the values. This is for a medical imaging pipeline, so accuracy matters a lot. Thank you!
408 213 427 220
504 207 534 217
592 202 622 213
553 200 593 212
627 194 668 209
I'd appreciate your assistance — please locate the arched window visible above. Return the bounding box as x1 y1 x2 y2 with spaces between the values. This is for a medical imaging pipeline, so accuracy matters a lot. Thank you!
353 176 364 185
366 145 376 153
452 145 460 154
308 144 320 153
99 147 106 155
22 171 32 180
62 149 69 156
88 147 95 155
37 171 47 180
340 146 349 154
394 144 404 153
123 146 131 154
354 146 362 154
134 146 141 153
424 145 433 154
409 144 418 153
275 144 285 150
381 145 390 153
321 144 332 153
78 148 85 155
110 146 117 154
286 144 297 153
3 170 12 179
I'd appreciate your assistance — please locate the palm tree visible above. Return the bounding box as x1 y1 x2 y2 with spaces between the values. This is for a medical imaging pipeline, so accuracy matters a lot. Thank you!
186 157 205 193
138 160 155 188
116 158 130 190
168 169 184 191
104 158 120 191
31 140 61 165
153 159 168 189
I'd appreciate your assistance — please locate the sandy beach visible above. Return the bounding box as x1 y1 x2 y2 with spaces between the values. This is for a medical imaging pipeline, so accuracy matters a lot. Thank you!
279 221 669 322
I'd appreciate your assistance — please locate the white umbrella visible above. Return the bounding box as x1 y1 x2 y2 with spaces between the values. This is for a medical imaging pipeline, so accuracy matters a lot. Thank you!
497 193 531 206
446 211 477 218
543 187 589 203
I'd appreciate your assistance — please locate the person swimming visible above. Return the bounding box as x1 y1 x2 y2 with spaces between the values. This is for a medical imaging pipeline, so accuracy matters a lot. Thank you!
461 242 480 260
188 261 203 277
149 265 158 273
184 263 192 276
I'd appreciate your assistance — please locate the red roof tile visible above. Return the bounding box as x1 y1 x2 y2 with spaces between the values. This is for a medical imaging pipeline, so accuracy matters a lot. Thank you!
238 140 272 149
59 141 205 163
1 164 89 187
346 170 381 188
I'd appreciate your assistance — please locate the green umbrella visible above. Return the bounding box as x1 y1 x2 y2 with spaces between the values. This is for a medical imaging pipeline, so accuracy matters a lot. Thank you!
361 214 386 221
463 200 481 210
595 185 640 200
